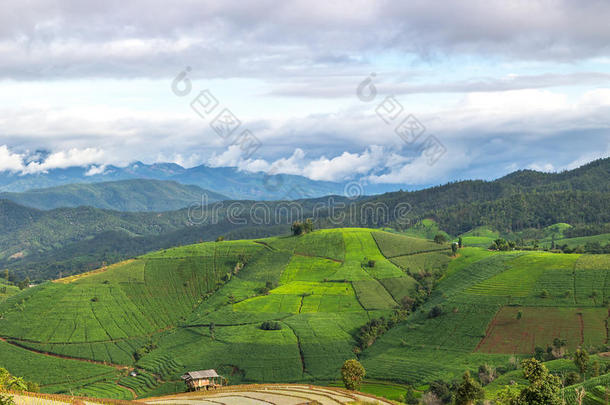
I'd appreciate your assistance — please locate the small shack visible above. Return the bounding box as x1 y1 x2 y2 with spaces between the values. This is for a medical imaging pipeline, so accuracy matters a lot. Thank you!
181 369 224 391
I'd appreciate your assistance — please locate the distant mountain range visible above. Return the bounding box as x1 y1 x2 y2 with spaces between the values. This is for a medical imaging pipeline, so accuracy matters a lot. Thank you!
0 179 227 212
0 162 400 200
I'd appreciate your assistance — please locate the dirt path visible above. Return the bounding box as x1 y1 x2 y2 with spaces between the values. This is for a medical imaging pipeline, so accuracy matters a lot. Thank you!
577 312 585 346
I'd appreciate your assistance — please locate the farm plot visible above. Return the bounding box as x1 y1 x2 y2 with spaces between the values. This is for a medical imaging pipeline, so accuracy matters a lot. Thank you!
73 381 135 400
574 254 610 305
372 231 447 257
280 255 342 283
142 324 304 383
464 252 578 298
390 251 451 274
352 280 397 310
293 229 346 262
0 339 120 394
456 226 500 247
283 312 368 379
476 306 609 354
342 229 403 279
378 276 417 302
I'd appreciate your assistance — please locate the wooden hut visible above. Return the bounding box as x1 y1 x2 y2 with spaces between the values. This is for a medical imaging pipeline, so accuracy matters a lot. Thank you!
181 369 224 390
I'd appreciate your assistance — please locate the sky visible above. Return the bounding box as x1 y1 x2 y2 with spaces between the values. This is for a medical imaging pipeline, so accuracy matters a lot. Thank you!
0 0 609 187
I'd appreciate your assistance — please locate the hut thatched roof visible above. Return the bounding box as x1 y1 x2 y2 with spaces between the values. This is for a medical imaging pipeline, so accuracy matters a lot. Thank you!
181 369 220 380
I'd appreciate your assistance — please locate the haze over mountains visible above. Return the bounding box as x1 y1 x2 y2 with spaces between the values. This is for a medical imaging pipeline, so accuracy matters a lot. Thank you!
0 161 400 200
0 179 227 212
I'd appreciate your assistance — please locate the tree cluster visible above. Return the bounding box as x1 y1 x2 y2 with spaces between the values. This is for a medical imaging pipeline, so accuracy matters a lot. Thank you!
260 321 282 331
291 219 314 236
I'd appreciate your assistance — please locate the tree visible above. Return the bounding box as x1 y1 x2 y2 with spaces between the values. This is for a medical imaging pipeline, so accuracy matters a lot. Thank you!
458 237 463 248
551 337 567 358
400 296 415 311
403 385 419 404
434 233 447 244
215 236 224 242
494 385 520 405
451 243 458 256
291 219 314 236
291 221 303 235
341 359 365 390
574 348 589 379
209 322 215 340
454 371 483 405
478 363 496 385
516 358 562 405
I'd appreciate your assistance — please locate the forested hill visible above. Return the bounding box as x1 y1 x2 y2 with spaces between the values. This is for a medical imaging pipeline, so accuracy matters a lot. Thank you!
0 179 227 212
350 157 610 233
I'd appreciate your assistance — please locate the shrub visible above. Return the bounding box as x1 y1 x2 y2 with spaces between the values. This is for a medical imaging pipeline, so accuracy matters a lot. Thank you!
0 395 14 405
564 371 580 386
260 321 282 330
428 305 444 318
368 260 376 268
434 234 447 244
540 289 549 298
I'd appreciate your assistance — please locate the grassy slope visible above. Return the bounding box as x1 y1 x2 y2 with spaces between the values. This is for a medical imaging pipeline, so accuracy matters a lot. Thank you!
360 249 610 386
0 279 19 302
2 228 609 400
0 228 435 398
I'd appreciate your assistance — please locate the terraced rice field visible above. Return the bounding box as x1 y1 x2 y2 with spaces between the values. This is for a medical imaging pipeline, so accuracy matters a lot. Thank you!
143 384 393 405
2 226 609 399
0 228 429 398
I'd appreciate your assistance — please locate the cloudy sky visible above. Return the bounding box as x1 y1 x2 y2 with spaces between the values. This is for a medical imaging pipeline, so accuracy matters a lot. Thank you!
0 0 609 187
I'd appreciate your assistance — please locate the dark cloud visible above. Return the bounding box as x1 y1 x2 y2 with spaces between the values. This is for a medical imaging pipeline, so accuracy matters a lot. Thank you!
1 1 610 79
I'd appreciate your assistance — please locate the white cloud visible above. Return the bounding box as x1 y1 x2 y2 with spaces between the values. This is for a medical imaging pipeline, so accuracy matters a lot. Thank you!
0 145 24 172
23 148 106 174
527 162 555 172
303 146 385 181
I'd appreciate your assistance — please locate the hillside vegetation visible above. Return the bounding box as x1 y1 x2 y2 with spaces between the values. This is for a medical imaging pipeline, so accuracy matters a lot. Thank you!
0 228 448 399
0 179 227 212
2 227 608 401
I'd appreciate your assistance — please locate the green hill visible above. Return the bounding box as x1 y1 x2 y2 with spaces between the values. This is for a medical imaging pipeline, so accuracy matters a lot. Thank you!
0 228 609 400
0 228 448 398
0 179 227 212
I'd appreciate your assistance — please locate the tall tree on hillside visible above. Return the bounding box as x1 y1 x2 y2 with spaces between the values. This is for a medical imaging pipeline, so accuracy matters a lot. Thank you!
574 348 589 379
515 358 562 405
341 359 365 390
454 371 483 405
